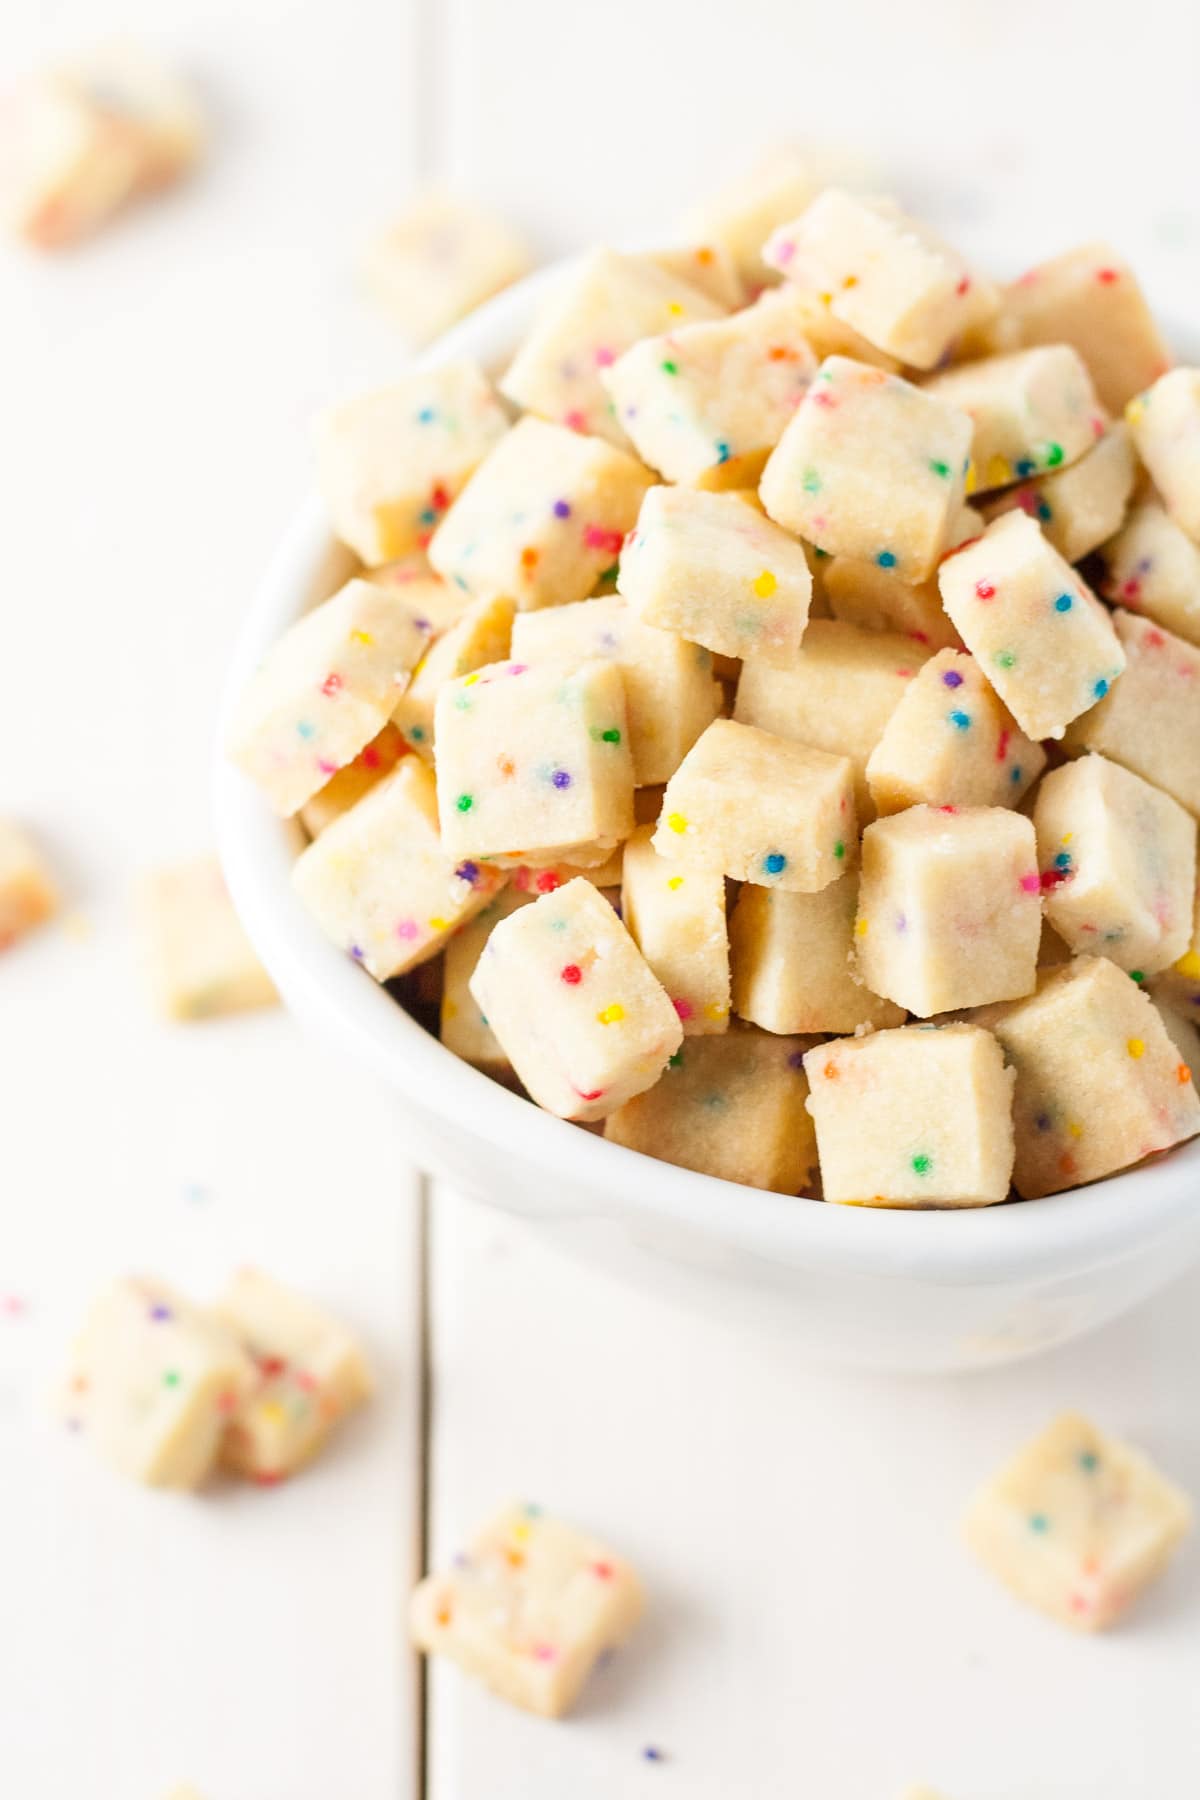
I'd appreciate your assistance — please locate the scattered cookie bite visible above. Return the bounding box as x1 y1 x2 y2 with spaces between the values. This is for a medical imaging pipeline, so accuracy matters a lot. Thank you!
0 819 57 949
965 1413 1192 1631
865 650 1046 816
411 1501 644 1717
621 824 729 1034
441 887 533 1073
510 594 721 785
393 593 516 757
468 878 681 1120
822 505 979 651
300 723 410 835
681 142 828 287
978 423 1136 564
362 190 531 344
606 1024 817 1192
1002 244 1172 413
763 190 999 368
760 357 972 582
856 806 1041 1015
227 577 435 816
617 484 813 667
1064 610 1200 816
938 512 1125 741
653 718 857 893
925 346 1103 492
989 957 1200 1196
730 875 905 1034
215 1269 371 1485
428 415 653 610
292 757 505 980
500 248 724 447
140 855 278 1021
1126 368 1200 544
61 1278 254 1489
1033 754 1196 976
1099 498 1200 646
804 1025 1016 1207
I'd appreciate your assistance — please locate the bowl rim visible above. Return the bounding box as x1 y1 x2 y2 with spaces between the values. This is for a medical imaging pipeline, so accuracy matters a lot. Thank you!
213 259 1200 1290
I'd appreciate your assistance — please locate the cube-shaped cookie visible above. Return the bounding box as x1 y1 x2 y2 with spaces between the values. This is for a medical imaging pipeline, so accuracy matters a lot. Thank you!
978 424 1136 563
606 1025 817 1193
1099 499 1200 647
216 1268 371 1484
1150 874 1200 1017
510 595 720 785
760 357 972 582
1003 243 1172 412
1126 368 1200 544
966 1413 1192 1631
925 346 1103 492
361 190 531 345
434 659 634 865
292 758 504 980
1034 754 1196 976
653 719 856 893
823 505 980 651
429 416 654 610
603 288 817 488
866 649 1046 816
227 578 435 816
648 241 745 310
856 806 1041 1015
469 878 681 1121
764 190 999 369
621 824 729 1034
0 819 57 949
60 42 203 191
315 362 509 565
730 875 904 1035
441 887 533 1073
140 855 278 1021
991 957 1200 1196
411 1501 643 1717
803 1025 1016 1207
61 1278 253 1489
392 593 516 757
755 281 902 373
681 143 826 286
734 619 930 817
500 248 724 447
617 485 813 667
300 723 410 835
1064 610 1200 816
938 513 1125 740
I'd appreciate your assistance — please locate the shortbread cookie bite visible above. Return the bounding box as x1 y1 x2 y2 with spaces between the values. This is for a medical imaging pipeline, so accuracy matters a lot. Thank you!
1033 754 1196 976
411 1501 643 1717
937 512 1125 740
1099 498 1200 645
990 957 1200 1196
603 288 817 488
621 824 729 1034
362 191 531 344
730 875 905 1034
760 357 972 582
293 758 504 980
441 887 532 1072
140 855 278 1021
606 1025 818 1192
979 423 1136 564
617 485 813 668
1126 368 1200 543
653 719 856 893
648 240 745 309
227 577 434 816
392 593 516 757
856 806 1041 1015
429 416 653 610
216 1269 371 1484
1003 244 1172 412
764 190 999 368
925 346 1103 492
315 363 509 566
60 42 203 190
61 1278 253 1489
1065 610 1200 815
468 878 681 1120
510 595 720 785
1150 876 1200 1016
0 819 57 949
682 143 827 286
434 659 634 865
966 1413 1192 1631
300 723 409 835
803 1025 1016 1207
500 248 724 446
866 650 1046 816
822 505 979 651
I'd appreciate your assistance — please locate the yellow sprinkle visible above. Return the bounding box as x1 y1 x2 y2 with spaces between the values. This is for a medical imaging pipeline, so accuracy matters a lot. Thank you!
705 1003 729 1021
1126 397 1146 426
855 918 869 938
258 1401 286 1426
512 1521 532 1543
463 672 481 687
350 630 374 646
597 1003 625 1025
667 876 684 891
666 812 688 834
985 454 1012 488
1067 1120 1083 1139
429 915 448 931
1061 832 1073 845
666 301 684 317
443 999 458 1020
1127 1037 1146 1059
817 291 833 306
1175 951 1200 980
752 569 777 599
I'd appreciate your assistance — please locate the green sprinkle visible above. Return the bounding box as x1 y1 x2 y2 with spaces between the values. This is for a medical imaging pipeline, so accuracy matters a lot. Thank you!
802 466 821 494
668 1050 684 1069
455 793 474 813
812 546 830 560
833 840 845 860
1129 970 1145 984
601 727 621 743
1079 1450 1100 1472
661 359 679 375
929 458 951 478
598 563 619 584
1029 1513 1050 1533
995 650 1017 670
911 1153 932 1176
163 1370 181 1388
1043 442 1065 467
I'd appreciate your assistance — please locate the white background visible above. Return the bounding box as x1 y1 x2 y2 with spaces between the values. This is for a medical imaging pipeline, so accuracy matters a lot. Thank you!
3 3 1200 1796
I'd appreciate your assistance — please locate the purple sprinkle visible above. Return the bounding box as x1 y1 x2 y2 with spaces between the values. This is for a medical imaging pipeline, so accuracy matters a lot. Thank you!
1035 1113 1052 1131
787 1050 806 1070
507 662 528 677
551 769 572 790
942 669 964 688
149 1304 172 1322
643 1747 666 1763
455 860 480 885
553 499 571 519
350 945 365 962
415 616 432 633
895 912 907 933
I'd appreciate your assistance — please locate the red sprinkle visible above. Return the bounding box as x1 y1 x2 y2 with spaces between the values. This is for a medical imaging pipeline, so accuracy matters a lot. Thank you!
975 580 996 600
431 482 450 510
1096 267 1119 284
560 964 582 985
955 275 970 296
535 871 561 893
320 672 343 696
996 728 1011 763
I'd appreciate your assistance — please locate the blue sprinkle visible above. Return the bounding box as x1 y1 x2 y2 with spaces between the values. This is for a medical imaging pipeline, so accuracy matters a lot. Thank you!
350 945 365 962
642 1747 666 1764
1093 677 1109 699
416 406 435 423
763 851 787 875
948 709 971 730
714 439 731 463
455 861 480 885
1029 1513 1050 1533
1054 851 1072 870
418 507 437 526
1054 593 1073 612
410 726 425 742
1015 458 1035 477
876 549 897 569
1035 1112 1051 1131
1038 501 1052 522
296 720 315 740
1010 765 1022 784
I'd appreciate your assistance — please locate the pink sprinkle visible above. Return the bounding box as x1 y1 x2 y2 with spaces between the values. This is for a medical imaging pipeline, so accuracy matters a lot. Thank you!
673 998 694 1021
955 275 970 296
594 346 615 367
774 239 796 265
1020 873 1040 894
532 1644 558 1663
895 667 915 679
317 759 337 775
583 524 624 554
564 409 587 432
1146 629 1166 648
396 919 420 940
507 662 528 676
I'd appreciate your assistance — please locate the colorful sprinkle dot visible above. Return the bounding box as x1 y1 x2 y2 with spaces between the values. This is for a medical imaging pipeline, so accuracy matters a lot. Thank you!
668 1050 684 1068
942 669 964 689
753 569 778 598
1129 970 1145 984
1011 766 1023 784
1127 1037 1146 1059
673 998 694 1021
560 964 582 985
911 1153 932 1176
667 876 684 891
1093 677 1109 699
975 580 996 600
948 709 971 730
833 840 845 860
855 917 869 938
763 851 787 876
1029 1513 1050 1533
601 727 621 744
455 793 473 812
995 650 1017 670
661 359 679 375
714 439 731 463
876 550 897 569
163 1370 181 1388
1079 1450 1100 1472
551 769 572 789
455 861 479 884
1043 442 1065 467
553 499 571 519
667 812 688 834
929 458 950 478
597 1004 625 1025
296 720 315 740
1179 1064 1193 1085
802 467 821 494
1054 593 1073 613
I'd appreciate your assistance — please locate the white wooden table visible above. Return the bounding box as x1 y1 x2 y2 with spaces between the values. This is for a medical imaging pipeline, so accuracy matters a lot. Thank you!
4 4 1200 1796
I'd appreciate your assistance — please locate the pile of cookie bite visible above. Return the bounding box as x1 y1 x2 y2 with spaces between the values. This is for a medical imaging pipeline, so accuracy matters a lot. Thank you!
228 167 1200 1208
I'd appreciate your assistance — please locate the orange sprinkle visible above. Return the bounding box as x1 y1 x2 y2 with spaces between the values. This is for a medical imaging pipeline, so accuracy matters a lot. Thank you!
823 1061 839 1080
497 754 515 777
520 546 539 571
1059 1153 1078 1177
1178 1064 1193 1085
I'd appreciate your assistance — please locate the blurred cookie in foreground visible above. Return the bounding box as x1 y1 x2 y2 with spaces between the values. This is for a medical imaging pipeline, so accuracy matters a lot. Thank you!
0 819 58 950
363 189 532 344
139 853 277 1021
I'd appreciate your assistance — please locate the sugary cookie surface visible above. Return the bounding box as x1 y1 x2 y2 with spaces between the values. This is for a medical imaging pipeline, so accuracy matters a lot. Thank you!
140 855 278 1021
730 874 904 1035
978 423 1136 565
1064 610 1200 815
1002 243 1172 413
924 345 1104 493
621 823 729 1035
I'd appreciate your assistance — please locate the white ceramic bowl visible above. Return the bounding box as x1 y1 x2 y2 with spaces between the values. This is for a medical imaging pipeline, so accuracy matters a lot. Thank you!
214 264 1200 1374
